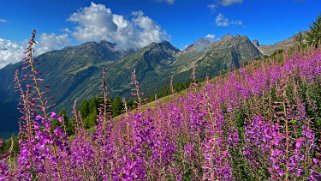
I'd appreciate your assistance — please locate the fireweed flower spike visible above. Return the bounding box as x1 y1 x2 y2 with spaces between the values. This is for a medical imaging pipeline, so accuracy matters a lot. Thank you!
22 30 51 119
131 69 143 108
170 75 175 94
15 30 66 180
190 65 197 92
91 67 114 179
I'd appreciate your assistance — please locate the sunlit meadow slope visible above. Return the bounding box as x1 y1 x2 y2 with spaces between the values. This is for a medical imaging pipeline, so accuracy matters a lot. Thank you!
1 28 321 180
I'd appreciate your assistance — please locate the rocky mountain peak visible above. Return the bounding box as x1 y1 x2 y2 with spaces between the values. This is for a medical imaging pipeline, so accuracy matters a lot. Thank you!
252 40 260 47
146 40 180 55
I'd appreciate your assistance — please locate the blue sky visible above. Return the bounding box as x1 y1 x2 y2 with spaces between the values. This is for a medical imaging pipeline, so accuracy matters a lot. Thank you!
0 0 320 67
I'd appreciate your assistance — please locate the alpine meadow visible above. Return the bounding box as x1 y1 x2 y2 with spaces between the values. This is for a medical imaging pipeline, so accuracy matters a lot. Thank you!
1 1 321 180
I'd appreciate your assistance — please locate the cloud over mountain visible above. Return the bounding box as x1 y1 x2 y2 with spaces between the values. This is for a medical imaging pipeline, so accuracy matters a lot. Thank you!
205 34 215 40
0 2 170 68
0 38 24 68
0 33 70 68
36 33 70 55
68 2 168 49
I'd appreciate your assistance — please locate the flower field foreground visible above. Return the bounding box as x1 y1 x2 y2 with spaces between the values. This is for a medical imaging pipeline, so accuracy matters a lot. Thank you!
1 31 321 180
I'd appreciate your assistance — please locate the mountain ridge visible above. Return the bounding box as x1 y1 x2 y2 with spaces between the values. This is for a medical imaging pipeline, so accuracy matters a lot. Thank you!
0 33 290 136
251 33 304 55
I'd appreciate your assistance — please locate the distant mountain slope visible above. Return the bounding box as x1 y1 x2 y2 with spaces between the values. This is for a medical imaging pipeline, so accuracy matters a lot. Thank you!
252 33 303 55
174 34 262 81
0 34 262 135
0 40 135 136
58 40 180 110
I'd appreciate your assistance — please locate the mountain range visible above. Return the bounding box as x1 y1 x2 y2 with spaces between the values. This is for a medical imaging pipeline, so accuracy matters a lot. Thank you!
0 33 297 137
252 35 296 55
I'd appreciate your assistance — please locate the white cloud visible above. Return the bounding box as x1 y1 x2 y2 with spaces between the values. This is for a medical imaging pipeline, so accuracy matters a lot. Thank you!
205 34 215 40
0 33 70 68
0 2 170 68
68 3 117 42
0 38 24 68
207 4 217 12
215 14 229 27
68 2 168 49
157 0 175 5
36 33 70 55
208 1 244 23
0 19 7 23
221 0 243 6
208 0 243 11
132 11 168 48
215 13 243 27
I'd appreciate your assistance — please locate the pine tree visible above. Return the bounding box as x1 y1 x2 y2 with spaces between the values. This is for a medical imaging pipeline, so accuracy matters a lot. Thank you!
79 100 89 118
58 107 73 134
295 32 305 47
112 96 123 117
84 98 98 128
306 14 321 48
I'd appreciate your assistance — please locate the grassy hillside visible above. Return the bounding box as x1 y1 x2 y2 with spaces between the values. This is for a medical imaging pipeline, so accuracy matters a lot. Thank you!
2 33 321 180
